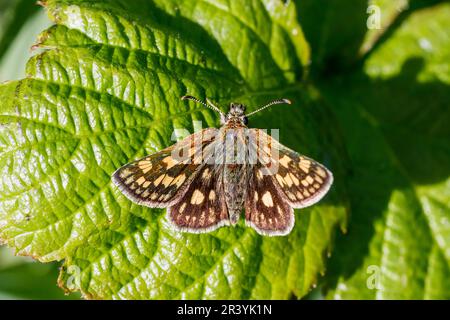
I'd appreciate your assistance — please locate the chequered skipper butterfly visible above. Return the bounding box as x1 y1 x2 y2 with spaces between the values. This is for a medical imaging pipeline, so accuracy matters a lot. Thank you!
113 96 333 236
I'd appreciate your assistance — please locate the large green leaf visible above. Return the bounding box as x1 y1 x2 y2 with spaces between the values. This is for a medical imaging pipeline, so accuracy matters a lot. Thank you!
0 0 347 299
323 3 450 299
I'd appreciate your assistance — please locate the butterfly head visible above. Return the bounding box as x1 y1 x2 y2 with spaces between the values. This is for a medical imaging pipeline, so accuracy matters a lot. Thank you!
222 103 248 126
181 95 291 127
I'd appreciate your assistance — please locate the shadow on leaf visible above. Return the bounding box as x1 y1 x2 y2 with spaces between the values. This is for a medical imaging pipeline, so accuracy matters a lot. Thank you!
322 56 450 292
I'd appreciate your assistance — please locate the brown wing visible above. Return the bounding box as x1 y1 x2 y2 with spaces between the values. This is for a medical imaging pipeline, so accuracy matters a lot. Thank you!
274 151 333 208
167 164 229 233
112 128 218 208
249 129 333 208
244 164 294 236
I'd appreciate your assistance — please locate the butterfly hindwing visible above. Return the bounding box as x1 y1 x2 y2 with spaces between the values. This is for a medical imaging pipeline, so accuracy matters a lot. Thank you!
167 164 229 232
112 128 218 208
245 164 294 236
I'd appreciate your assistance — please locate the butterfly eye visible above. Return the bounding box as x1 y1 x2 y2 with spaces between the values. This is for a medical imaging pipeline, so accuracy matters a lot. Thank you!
243 116 248 125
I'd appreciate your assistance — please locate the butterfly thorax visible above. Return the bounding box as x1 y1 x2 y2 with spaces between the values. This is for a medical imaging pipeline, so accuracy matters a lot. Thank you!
224 118 247 129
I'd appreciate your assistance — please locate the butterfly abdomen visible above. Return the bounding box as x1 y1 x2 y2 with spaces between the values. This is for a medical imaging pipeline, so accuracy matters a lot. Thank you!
223 163 250 224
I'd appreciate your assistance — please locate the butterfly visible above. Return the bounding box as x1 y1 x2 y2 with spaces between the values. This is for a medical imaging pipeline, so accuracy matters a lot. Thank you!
112 96 333 236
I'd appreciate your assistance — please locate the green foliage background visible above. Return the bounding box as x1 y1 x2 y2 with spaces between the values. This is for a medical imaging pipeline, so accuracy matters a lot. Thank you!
0 0 449 299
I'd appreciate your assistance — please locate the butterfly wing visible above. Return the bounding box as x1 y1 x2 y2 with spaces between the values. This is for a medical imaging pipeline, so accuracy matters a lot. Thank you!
244 129 333 236
274 151 333 208
244 164 294 236
112 128 218 208
249 129 333 208
167 164 229 233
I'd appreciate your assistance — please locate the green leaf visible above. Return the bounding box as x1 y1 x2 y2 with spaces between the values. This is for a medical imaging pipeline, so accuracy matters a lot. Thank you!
359 0 410 55
296 0 368 72
296 0 446 73
0 0 347 299
361 0 446 56
322 3 450 299
0 1 69 300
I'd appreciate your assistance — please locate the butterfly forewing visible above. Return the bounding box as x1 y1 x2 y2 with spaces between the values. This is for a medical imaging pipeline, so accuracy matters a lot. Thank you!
274 151 333 208
112 128 218 208
250 129 333 208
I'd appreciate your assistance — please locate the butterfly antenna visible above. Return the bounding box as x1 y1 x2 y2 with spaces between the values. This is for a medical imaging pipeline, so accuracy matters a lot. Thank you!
246 98 292 117
181 95 224 116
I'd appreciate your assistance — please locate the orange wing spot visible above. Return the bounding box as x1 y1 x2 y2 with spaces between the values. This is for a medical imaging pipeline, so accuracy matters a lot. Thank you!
138 160 150 166
190 189 205 205
276 174 285 186
202 168 211 179
136 176 146 185
154 174 165 186
162 176 174 187
290 173 300 186
299 159 311 172
125 176 134 185
284 173 293 187
279 155 291 168
119 168 133 179
143 181 151 188
316 167 327 178
138 161 152 173
173 174 186 188
262 191 274 207
162 156 177 169
142 166 152 174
